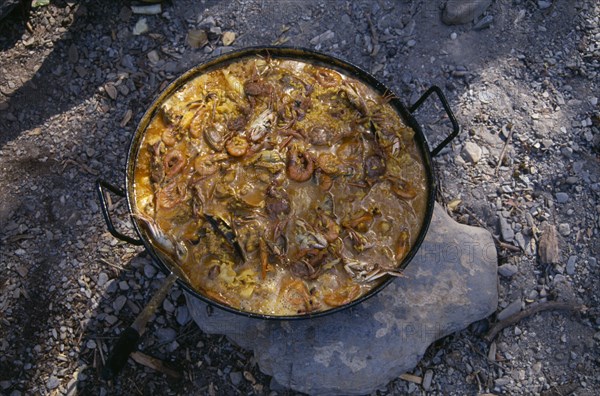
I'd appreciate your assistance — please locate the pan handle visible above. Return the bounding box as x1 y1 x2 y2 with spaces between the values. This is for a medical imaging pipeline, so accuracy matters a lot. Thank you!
96 179 143 246
409 86 460 157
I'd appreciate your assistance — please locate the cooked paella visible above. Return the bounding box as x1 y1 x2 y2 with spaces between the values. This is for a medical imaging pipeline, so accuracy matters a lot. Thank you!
133 56 428 315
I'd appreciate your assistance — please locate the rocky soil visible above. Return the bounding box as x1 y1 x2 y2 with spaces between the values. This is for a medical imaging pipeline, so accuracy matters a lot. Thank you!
0 0 598 395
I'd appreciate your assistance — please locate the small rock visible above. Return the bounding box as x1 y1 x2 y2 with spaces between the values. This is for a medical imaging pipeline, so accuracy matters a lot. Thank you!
566 256 577 275
498 264 518 278
147 50 160 63
222 31 236 46
555 192 569 203
163 298 175 313
97 272 109 287
558 223 571 236
514 326 522 336
538 224 560 264
113 295 127 312
105 315 118 325
176 306 190 326
46 376 60 390
494 377 511 387
422 370 433 391
499 216 514 242
156 327 177 343
497 299 521 321
230 371 243 386
442 0 492 25
461 142 482 164
68 44 79 64
553 274 567 285
118 280 129 290
144 263 157 278
187 30 208 48
473 15 493 30
310 30 335 45
450 32 458 40
538 0 552 9
105 84 118 100
132 18 149 36
86 339 96 349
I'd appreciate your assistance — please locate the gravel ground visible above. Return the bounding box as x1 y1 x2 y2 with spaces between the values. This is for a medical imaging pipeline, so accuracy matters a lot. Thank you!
0 0 599 395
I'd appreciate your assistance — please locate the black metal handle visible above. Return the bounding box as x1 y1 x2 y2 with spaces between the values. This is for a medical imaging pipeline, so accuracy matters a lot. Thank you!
96 179 143 246
409 86 460 157
101 327 141 379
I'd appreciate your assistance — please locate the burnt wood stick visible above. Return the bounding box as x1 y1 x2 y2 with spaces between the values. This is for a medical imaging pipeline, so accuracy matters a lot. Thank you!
102 272 178 379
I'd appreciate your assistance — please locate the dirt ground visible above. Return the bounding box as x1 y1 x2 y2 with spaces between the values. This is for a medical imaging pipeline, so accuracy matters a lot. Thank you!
0 0 599 395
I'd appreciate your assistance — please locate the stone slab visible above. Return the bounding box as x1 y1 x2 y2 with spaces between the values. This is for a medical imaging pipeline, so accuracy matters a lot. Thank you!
186 204 498 395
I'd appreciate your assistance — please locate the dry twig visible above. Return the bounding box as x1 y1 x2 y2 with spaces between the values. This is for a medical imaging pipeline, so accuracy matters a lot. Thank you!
484 301 584 342
131 351 182 379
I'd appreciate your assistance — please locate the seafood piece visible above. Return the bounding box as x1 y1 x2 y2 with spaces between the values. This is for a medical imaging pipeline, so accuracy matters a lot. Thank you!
342 208 380 233
387 176 418 200
364 154 386 179
343 257 405 283
203 123 228 152
247 109 275 142
163 149 186 177
156 178 187 209
395 229 410 262
194 153 229 177
265 185 291 219
346 228 374 253
244 80 273 97
203 213 246 262
225 135 249 157
315 152 350 176
323 283 361 307
221 69 244 96
295 220 328 250
133 213 192 283
250 150 286 173
316 208 340 243
149 141 165 184
286 145 314 182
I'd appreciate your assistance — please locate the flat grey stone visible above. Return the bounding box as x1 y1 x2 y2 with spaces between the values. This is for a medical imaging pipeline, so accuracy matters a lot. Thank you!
186 204 497 395
442 0 492 25
498 263 518 278
497 299 521 321
461 141 483 164
566 255 577 275
555 192 569 203
499 216 515 242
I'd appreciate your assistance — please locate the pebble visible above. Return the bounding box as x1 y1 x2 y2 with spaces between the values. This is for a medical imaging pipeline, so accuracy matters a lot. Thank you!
163 298 175 313
498 264 518 278
558 223 571 236
310 30 335 46
461 142 482 164
555 192 569 203
442 0 492 25
497 299 521 321
566 256 577 275
230 371 243 386
46 376 60 390
118 280 129 291
538 0 552 9
97 272 109 287
113 295 127 312
176 306 190 326
86 339 96 349
156 327 177 343
422 369 433 391
450 32 457 40
473 15 493 30
499 217 515 242
144 263 157 278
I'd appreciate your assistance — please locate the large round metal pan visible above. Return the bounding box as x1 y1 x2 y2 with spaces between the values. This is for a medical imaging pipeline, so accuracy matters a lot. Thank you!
97 46 459 320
